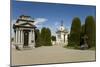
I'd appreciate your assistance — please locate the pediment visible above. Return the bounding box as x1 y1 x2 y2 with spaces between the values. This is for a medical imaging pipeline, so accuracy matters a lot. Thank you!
15 22 34 27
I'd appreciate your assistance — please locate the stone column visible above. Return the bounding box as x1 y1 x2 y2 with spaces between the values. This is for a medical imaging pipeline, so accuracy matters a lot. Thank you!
20 30 21 43
31 30 33 40
29 31 31 45
22 31 24 45
29 30 35 48
32 29 35 47
14 30 16 44
33 30 35 44
30 30 32 42
32 30 33 40
21 30 23 44
65 34 67 43
28 32 30 45
18 30 20 44
15 29 18 44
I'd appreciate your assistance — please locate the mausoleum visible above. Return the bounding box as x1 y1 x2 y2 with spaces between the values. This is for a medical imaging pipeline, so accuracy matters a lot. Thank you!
56 21 69 46
13 15 36 49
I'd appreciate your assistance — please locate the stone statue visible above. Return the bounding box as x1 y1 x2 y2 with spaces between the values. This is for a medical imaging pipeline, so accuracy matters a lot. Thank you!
80 35 88 50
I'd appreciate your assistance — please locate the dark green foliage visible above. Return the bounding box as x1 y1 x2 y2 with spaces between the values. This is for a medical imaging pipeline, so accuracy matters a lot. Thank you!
40 27 47 46
68 17 81 48
35 29 41 47
45 28 52 46
51 36 56 41
81 24 85 36
66 16 96 49
80 24 85 46
40 27 52 46
85 16 96 48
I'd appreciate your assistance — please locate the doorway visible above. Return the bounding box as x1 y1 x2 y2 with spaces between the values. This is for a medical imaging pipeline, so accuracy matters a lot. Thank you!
24 30 29 47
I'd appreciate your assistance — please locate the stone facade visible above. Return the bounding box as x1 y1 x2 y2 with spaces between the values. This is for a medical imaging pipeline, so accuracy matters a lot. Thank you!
13 15 36 50
56 21 69 46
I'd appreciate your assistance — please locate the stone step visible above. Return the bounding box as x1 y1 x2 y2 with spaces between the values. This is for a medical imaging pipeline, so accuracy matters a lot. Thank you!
23 47 32 50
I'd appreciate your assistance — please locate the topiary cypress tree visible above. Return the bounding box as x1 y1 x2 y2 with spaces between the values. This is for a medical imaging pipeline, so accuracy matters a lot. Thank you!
68 17 81 48
85 16 96 48
40 27 52 46
45 28 52 46
40 27 46 46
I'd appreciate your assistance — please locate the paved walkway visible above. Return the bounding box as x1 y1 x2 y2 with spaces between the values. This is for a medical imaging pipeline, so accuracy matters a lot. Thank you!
11 46 95 66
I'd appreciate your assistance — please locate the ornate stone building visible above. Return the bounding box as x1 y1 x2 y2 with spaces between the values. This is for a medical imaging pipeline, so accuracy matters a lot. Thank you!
13 15 36 49
56 21 69 46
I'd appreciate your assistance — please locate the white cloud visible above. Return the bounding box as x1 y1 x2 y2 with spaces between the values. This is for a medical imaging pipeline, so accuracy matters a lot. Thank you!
34 18 48 25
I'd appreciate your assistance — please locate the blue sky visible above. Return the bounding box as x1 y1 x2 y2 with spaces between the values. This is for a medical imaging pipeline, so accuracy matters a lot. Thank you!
11 0 96 36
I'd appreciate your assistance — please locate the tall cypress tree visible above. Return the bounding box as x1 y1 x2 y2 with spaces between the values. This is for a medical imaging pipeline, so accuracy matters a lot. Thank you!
41 27 46 46
68 17 81 48
85 16 96 48
40 27 52 46
46 28 52 46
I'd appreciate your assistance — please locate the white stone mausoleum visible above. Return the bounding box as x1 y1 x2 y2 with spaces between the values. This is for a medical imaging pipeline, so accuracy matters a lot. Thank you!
13 15 36 49
56 21 69 46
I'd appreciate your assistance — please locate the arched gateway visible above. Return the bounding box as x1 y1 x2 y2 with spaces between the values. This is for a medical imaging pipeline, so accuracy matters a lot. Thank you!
13 15 36 50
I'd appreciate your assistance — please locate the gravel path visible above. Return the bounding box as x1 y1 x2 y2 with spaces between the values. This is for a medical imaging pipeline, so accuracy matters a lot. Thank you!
11 46 95 66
